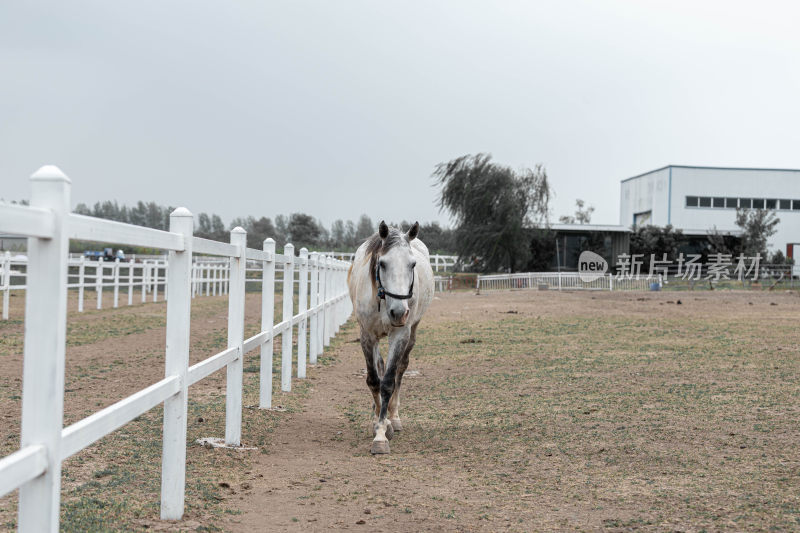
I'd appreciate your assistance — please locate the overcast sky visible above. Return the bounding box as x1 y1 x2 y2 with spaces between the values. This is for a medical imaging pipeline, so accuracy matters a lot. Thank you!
2 1 799 230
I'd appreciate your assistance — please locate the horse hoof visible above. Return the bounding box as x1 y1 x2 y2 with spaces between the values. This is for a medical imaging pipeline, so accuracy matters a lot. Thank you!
370 440 390 455
389 418 403 432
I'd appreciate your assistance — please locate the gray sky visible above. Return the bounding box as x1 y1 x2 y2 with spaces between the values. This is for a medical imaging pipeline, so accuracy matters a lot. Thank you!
2 1 799 230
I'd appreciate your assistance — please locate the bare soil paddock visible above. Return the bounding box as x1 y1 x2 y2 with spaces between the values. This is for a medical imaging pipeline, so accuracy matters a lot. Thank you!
1 288 799 531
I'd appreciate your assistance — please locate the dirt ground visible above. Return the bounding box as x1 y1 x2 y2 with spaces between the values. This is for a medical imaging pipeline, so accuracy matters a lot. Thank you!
1 287 800 531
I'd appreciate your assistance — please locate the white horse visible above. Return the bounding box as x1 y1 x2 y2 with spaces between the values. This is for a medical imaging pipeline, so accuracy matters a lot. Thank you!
347 221 434 454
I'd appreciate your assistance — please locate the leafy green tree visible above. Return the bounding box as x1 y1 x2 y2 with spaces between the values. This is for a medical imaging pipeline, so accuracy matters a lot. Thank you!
434 153 551 272
329 219 346 250
287 213 322 249
344 220 356 248
629 225 685 270
274 215 288 246
355 214 374 244
526 228 557 271
210 215 226 241
735 208 779 257
559 199 594 224
251 216 276 247
418 222 455 254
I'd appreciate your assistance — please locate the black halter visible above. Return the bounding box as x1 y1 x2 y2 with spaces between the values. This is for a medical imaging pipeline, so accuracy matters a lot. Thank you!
376 263 414 311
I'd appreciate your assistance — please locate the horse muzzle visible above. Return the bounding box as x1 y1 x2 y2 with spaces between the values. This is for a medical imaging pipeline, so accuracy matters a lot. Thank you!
388 307 410 327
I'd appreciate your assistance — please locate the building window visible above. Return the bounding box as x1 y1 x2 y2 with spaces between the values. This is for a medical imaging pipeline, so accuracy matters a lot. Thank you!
684 196 796 210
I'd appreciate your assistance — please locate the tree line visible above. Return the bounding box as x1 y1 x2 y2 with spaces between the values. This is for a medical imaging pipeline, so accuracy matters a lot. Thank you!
72 201 455 254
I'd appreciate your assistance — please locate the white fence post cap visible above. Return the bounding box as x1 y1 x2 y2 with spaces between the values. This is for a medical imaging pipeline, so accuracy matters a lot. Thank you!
31 165 70 182
170 207 192 218
231 226 246 234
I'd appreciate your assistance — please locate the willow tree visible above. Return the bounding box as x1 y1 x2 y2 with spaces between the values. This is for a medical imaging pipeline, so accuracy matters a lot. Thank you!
434 153 551 272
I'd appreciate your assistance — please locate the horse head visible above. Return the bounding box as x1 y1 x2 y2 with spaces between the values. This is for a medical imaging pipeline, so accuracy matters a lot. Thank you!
372 220 419 327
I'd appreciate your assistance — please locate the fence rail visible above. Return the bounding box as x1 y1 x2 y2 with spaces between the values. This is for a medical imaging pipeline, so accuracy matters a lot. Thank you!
477 267 797 292
0 253 342 319
0 166 353 532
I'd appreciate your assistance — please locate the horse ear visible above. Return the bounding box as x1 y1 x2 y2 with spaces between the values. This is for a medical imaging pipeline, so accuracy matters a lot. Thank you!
406 221 419 241
378 220 389 239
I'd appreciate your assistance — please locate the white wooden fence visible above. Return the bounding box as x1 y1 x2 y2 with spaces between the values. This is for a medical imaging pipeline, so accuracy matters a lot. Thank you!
0 166 353 531
433 275 453 292
476 272 658 292
0 254 336 319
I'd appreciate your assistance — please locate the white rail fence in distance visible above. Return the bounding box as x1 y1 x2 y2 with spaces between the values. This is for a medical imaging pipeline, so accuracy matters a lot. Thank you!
477 272 658 292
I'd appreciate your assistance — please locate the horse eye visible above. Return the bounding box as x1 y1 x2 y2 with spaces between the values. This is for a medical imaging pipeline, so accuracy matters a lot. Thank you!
411 261 417 269
379 260 386 269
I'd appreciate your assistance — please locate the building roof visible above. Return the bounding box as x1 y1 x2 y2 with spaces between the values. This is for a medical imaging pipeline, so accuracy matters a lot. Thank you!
549 223 631 233
621 165 800 184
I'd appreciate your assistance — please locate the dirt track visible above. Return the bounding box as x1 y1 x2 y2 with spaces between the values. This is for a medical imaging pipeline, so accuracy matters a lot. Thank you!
2 288 800 531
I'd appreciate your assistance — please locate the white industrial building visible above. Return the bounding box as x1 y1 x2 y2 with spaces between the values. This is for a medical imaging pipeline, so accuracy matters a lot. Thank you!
620 165 800 259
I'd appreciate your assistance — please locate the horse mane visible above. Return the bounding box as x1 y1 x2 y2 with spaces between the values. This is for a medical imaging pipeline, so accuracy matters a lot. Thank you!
365 226 406 289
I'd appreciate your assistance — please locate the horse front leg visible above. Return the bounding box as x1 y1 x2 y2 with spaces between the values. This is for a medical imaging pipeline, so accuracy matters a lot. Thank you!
360 331 382 429
371 328 410 455
388 325 416 432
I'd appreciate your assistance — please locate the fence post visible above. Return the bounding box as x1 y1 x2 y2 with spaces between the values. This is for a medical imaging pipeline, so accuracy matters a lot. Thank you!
337 262 344 333
225 227 247 446
141 262 147 303
128 259 134 305
308 252 319 365
75 255 85 312
324 256 333 347
153 263 159 303
113 258 120 308
210 266 214 296
2 251 10 320
260 238 276 409
190 264 196 299
96 261 104 309
281 244 295 392
18 166 71 533
297 248 308 379
160 207 193 520
316 254 326 355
